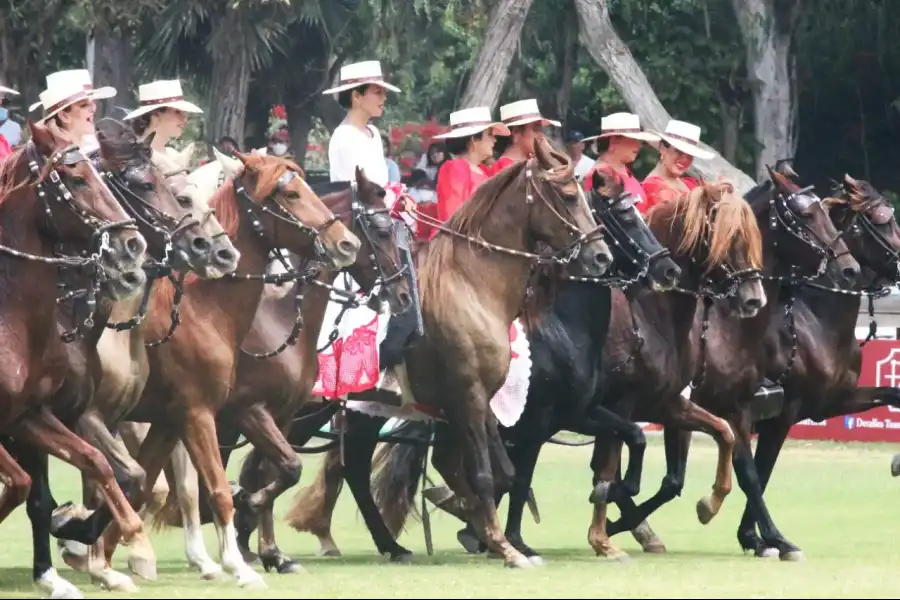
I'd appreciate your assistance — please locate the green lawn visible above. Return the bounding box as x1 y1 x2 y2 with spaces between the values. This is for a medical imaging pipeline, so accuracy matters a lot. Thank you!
1 436 899 598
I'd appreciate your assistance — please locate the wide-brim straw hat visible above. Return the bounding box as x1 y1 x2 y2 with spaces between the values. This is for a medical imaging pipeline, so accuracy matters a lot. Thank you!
499 98 561 128
582 112 660 143
651 118 715 160
0 86 19 95
123 79 203 121
433 106 511 140
322 60 400 95
29 69 116 121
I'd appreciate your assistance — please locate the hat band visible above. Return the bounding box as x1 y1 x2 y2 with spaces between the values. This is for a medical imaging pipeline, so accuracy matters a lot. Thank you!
338 76 387 87
450 120 494 131
665 132 701 146
503 112 544 124
44 89 90 115
141 95 185 107
603 127 642 134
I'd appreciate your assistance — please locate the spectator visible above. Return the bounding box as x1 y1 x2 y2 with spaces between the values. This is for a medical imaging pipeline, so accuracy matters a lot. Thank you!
267 127 291 157
0 85 23 147
565 130 595 181
218 135 240 156
415 141 446 182
382 134 402 183
403 168 435 204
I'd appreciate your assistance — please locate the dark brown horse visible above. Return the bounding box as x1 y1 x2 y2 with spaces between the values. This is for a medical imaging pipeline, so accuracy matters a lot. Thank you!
89 150 361 587
0 122 149 554
603 166 862 560
145 166 411 578
358 139 611 568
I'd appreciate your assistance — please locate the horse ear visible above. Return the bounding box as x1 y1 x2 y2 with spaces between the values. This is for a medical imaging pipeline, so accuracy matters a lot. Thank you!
214 146 243 178
777 160 798 179
28 120 56 154
177 142 195 169
354 165 368 187
142 131 156 151
534 136 554 170
843 173 858 188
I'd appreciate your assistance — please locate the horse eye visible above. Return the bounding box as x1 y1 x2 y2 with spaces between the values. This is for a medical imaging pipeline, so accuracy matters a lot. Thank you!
176 195 192 208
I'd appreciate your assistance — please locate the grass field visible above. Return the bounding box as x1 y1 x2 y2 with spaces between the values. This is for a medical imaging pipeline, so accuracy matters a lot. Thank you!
1 436 899 598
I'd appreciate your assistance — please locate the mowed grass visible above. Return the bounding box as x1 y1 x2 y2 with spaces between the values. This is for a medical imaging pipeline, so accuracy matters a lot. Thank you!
1 436 899 598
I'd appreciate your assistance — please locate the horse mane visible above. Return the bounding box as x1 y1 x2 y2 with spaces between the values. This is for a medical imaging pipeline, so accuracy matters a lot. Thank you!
647 182 763 272
418 161 528 310
243 154 305 203
0 144 33 205
824 177 882 213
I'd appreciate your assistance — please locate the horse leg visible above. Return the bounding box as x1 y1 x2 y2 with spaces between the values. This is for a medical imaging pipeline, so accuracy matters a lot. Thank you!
12 408 150 561
607 428 692 551
0 439 31 525
498 434 545 563
730 410 803 560
169 440 223 579
181 408 265 587
233 405 303 575
586 435 629 560
235 445 265 561
119 422 170 524
280 404 346 557
577 400 647 502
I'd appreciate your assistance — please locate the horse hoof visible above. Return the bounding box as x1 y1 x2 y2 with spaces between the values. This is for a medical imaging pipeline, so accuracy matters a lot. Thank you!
317 548 342 558
504 554 535 569
236 570 267 589
96 570 138 593
128 555 158 582
643 541 667 554
596 549 631 562
390 551 414 564
456 529 483 554
262 554 303 575
588 481 612 504
891 455 900 477
199 565 224 581
750 547 779 559
695 497 715 525
36 568 84 600
780 549 805 562
527 555 545 566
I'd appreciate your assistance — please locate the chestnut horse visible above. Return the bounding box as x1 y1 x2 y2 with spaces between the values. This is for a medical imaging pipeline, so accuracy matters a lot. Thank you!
449 180 766 561
603 166 861 560
0 123 149 562
59 150 361 587
145 165 411 578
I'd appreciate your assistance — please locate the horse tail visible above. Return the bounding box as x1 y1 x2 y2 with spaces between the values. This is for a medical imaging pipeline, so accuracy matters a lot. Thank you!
284 443 344 535
371 420 431 537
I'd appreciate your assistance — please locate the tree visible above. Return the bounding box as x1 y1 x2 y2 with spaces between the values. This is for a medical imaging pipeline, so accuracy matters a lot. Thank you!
572 0 755 192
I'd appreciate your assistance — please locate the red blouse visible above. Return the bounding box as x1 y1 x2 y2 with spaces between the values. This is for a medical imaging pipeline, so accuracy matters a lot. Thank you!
0 134 11 162
484 155 515 176
425 157 489 240
583 162 649 214
642 175 699 213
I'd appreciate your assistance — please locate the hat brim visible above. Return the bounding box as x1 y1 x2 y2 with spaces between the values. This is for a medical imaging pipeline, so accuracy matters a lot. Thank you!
433 122 511 140
123 99 204 121
582 131 660 143
504 115 562 128
0 86 19 95
322 80 401 95
30 86 119 118
655 133 716 160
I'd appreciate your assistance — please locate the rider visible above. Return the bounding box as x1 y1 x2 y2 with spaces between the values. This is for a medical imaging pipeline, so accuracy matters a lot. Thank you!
581 112 659 213
30 69 116 152
0 85 18 160
642 119 715 211
487 98 559 175
123 79 204 157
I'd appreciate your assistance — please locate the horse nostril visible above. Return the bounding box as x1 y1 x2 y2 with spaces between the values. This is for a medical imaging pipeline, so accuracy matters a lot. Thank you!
843 266 860 280
593 251 612 267
123 271 142 286
215 248 236 265
191 236 211 255
745 297 762 310
338 239 357 256
664 266 679 282
398 292 412 309
126 236 146 259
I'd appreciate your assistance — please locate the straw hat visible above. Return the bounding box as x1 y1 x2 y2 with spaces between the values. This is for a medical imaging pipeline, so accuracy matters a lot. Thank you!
29 69 116 121
499 98 561 128
322 60 400 95
432 107 511 140
0 85 19 96
653 119 715 160
123 79 203 121
582 112 659 143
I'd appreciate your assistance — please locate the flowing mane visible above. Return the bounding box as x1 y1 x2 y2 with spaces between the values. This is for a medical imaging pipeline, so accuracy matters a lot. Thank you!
418 161 528 310
647 182 763 271
0 144 34 206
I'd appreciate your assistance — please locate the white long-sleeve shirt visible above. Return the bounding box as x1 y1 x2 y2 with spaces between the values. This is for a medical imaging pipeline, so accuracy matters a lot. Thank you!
328 123 389 186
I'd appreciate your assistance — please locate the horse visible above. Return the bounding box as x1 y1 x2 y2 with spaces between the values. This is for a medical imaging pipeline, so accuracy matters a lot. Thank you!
0 122 150 574
283 138 611 569
26 120 243 596
142 164 412 578
601 165 862 560
443 179 767 561
732 173 900 558
59 149 362 588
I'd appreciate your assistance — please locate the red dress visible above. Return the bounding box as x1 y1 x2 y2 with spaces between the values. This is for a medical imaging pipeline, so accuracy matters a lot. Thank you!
642 175 699 213
583 162 649 214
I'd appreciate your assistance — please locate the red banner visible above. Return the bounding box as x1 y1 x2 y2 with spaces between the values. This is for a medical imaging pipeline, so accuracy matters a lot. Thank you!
787 339 900 442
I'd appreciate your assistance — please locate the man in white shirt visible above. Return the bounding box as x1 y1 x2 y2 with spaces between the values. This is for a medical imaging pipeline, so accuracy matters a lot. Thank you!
565 130 595 181
0 90 22 147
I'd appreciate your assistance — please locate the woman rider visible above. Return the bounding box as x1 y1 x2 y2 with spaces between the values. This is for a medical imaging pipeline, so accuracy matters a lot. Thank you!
487 98 559 175
123 79 203 158
30 69 116 152
642 119 715 211
581 112 659 213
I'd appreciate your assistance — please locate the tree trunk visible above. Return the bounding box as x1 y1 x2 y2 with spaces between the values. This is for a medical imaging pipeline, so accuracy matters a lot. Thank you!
572 0 756 192
459 0 535 110
718 96 742 164
206 44 251 145
88 29 133 118
731 0 798 180
555 2 578 126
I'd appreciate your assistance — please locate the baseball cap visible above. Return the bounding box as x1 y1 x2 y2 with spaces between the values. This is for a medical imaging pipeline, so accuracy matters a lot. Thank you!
565 130 585 143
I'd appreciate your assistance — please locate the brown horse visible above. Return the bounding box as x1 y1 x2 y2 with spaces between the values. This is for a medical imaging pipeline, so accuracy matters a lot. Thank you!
0 122 149 553
88 150 360 587
146 166 411 578
604 166 862 560
361 139 611 568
